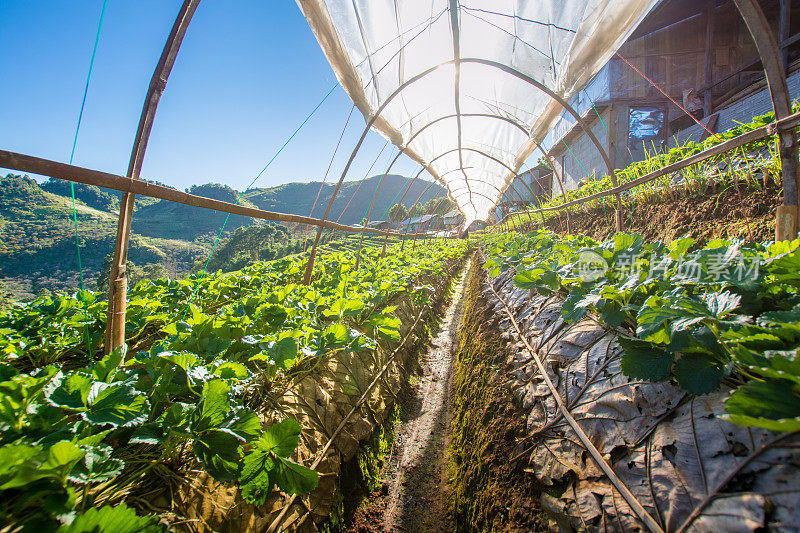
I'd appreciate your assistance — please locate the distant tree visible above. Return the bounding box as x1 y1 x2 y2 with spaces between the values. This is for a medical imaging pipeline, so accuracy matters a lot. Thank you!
0 280 14 312
536 156 553 170
389 203 408 223
260 245 275 261
185 183 239 203
423 197 456 215
408 203 425 217
41 179 120 212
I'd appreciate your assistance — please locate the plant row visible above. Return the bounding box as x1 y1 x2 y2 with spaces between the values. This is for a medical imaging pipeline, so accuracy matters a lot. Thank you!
481 230 800 433
506 106 796 229
0 239 467 531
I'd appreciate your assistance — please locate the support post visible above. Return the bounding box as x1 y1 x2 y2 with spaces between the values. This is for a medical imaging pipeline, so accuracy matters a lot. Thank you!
539 146 572 234
704 0 715 117
780 0 791 70
734 0 800 241
105 0 200 353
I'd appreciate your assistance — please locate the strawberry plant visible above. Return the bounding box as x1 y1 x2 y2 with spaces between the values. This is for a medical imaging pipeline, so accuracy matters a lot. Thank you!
0 239 468 529
483 229 800 433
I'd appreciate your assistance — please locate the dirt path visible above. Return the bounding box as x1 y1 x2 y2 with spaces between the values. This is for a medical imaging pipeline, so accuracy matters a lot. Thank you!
347 258 471 533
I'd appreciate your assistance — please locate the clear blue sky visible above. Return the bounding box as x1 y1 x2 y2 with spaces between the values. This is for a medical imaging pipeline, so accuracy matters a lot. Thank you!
0 0 421 191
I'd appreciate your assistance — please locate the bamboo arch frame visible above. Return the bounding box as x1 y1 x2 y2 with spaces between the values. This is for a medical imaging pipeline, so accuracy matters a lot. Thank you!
106 0 201 352
0 0 795 361
303 56 628 283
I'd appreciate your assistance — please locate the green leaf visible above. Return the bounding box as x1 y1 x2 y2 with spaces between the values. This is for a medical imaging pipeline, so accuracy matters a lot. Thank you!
257 303 288 327
84 382 150 428
0 363 19 381
598 301 626 328
732 346 800 385
68 444 124 484
191 379 231 433
613 233 643 253
0 444 45 489
702 291 741 318
725 379 800 432
222 409 261 442
260 418 301 457
76 428 112 447
59 503 164 533
513 269 545 290
158 402 193 432
0 441 83 489
267 337 298 369
757 305 800 326
667 236 696 259
42 440 86 477
619 337 673 381
213 362 250 380
377 326 401 341
158 351 200 372
45 372 93 410
564 292 600 323
320 323 350 351
323 298 364 318
272 456 319 495
129 423 166 445
93 344 127 382
673 353 725 394
193 429 241 482
239 451 274 506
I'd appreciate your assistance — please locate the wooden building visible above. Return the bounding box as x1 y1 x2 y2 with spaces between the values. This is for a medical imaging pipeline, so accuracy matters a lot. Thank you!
546 0 800 194
494 165 553 220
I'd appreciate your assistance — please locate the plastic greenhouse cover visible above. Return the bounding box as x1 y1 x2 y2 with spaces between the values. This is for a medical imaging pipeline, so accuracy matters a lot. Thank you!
297 0 659 224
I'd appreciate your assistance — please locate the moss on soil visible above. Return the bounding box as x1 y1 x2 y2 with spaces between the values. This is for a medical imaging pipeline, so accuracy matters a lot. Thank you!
448 259 547 532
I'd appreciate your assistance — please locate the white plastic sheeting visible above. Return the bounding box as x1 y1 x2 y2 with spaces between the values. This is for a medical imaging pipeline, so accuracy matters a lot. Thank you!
298 0 659 224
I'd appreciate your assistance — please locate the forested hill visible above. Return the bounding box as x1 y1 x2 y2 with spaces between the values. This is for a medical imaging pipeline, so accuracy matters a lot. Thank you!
244 173 444 226
0 173 444 299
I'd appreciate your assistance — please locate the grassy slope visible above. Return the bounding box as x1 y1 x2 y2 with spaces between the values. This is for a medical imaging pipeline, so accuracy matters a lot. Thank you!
0 173 441 299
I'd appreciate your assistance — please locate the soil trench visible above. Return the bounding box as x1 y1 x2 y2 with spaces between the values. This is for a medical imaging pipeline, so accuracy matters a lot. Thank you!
348 258 471 532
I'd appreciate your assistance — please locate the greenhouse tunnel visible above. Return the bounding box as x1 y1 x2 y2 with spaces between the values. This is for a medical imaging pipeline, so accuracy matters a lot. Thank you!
0 0 799 531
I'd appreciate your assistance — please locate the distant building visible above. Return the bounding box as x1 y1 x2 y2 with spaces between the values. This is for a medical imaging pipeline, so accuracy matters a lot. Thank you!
366 220 390 230
466 219 488 233
543 0 800 195
398 214 439 233
493 165 553 220
440 209 465 229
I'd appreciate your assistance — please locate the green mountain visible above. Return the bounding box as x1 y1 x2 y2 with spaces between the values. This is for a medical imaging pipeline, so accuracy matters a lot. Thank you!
244 174 443 226
0 173 444 299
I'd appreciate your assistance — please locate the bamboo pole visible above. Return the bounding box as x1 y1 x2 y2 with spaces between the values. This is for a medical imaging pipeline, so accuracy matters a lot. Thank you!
0 150 414 238
106 0 201 354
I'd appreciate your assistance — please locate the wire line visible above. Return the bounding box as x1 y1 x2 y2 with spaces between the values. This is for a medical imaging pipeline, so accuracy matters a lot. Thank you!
68 0 108 360
182 82 338 318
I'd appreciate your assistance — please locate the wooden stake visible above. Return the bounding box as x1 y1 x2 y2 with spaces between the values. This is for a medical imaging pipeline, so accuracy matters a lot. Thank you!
734 0 800 243
776 205 799 241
